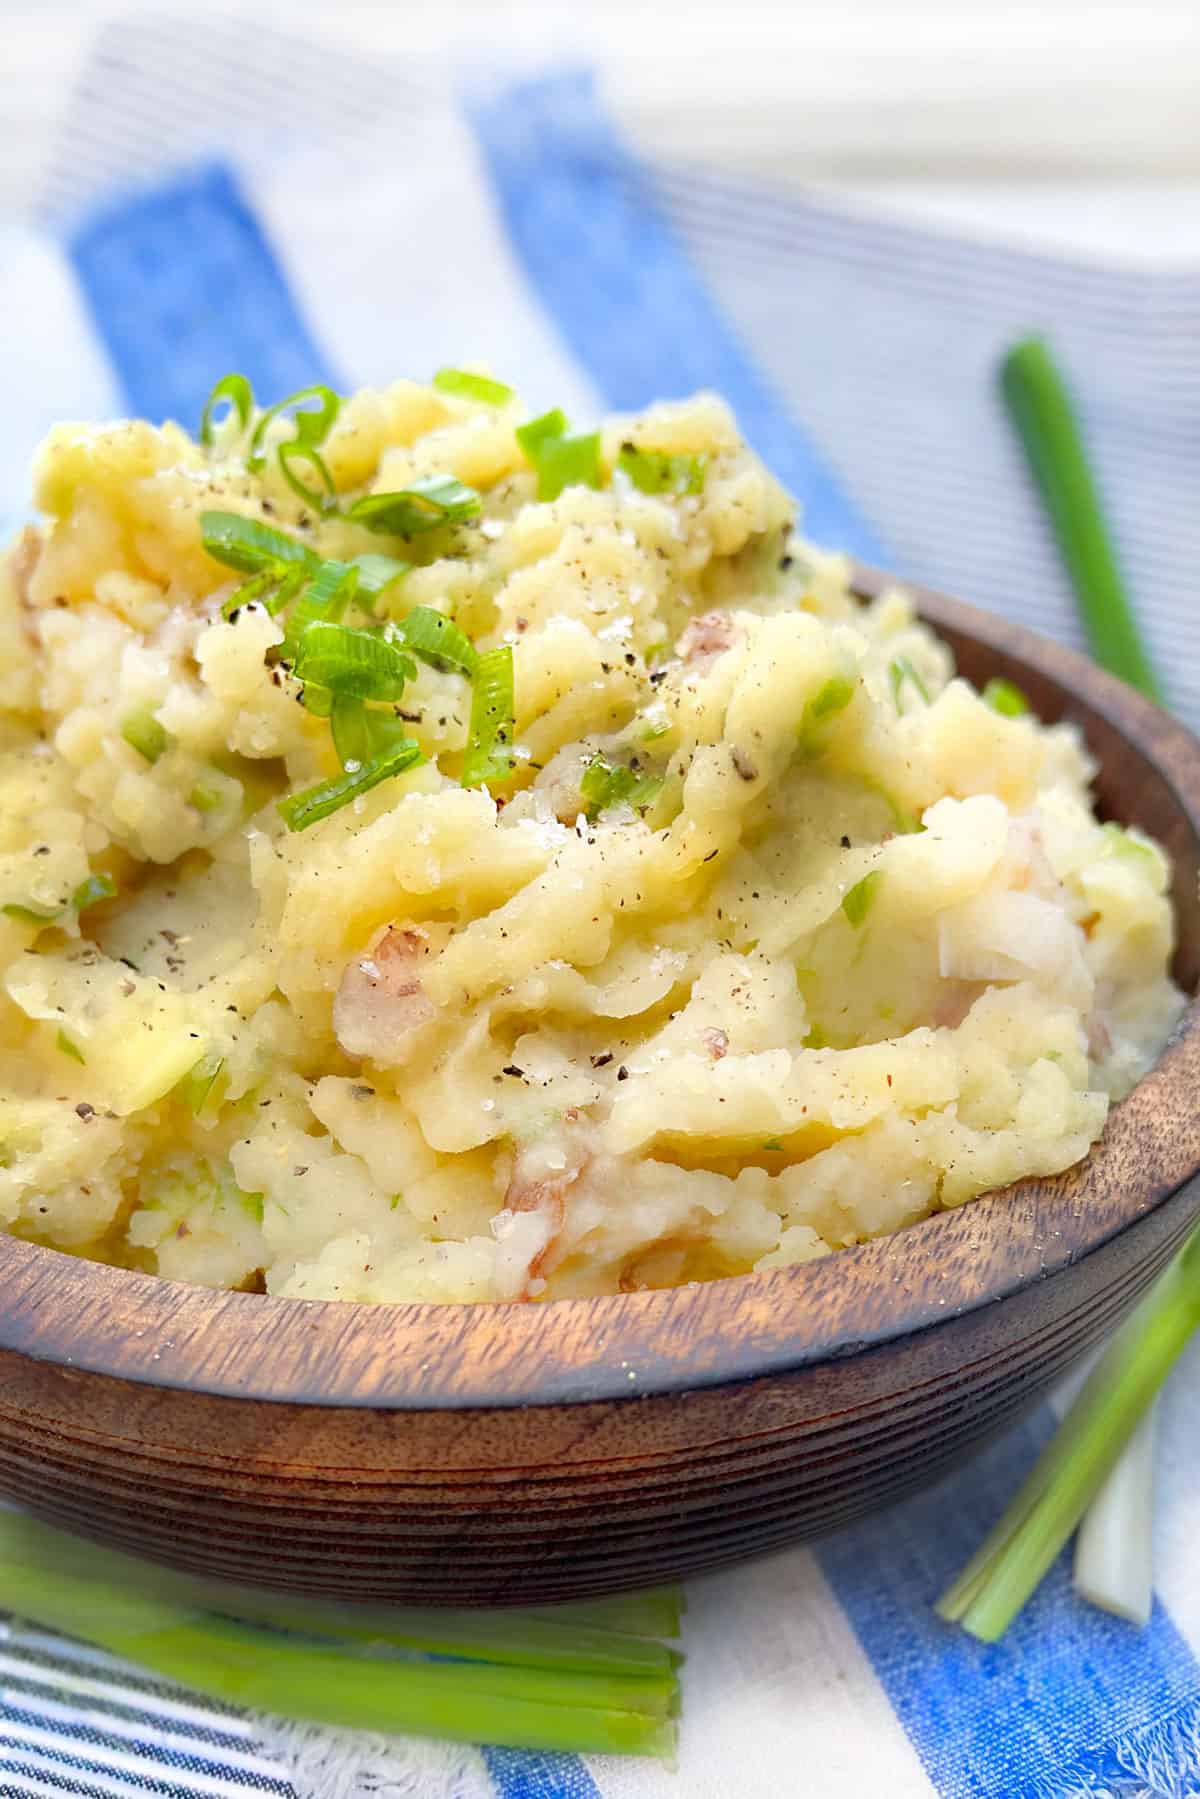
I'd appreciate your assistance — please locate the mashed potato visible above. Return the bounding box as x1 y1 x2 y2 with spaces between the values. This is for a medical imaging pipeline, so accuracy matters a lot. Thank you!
0 376 1182 1302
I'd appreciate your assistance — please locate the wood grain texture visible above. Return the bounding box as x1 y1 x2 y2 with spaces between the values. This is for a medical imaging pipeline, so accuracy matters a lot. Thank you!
0 569 1198 1603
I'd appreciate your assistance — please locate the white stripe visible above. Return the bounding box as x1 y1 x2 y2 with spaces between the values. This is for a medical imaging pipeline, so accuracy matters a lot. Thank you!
3 1689 284 1783
0 1716 263 1798
0 1742 195 1799
585 1546 934 1799
0 226 120 523
0 1639 257 1744
0 1774 111 1799
242 106 603 422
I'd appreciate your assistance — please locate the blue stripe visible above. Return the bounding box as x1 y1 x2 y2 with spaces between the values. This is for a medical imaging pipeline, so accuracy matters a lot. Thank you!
467 69 883 562
482 1747 602 1798
816 1412 1200 1798
67 161 337 424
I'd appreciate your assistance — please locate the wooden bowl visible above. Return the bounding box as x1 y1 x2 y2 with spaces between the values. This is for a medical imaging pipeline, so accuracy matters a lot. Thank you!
2 568 1199 1606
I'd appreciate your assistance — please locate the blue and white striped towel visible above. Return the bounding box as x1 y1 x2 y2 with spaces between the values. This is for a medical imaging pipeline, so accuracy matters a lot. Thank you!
3 13 1200 1798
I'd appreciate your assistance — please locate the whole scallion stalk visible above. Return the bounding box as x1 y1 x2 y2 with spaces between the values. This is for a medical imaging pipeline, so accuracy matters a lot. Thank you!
1000 337 1163 703
937 1224 1200 1641
0 1510 679 1758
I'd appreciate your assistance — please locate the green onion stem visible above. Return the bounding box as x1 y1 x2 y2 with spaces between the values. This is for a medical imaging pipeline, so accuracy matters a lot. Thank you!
0 1512 677 1757
938 1224 1200 1640
999 337 1162 702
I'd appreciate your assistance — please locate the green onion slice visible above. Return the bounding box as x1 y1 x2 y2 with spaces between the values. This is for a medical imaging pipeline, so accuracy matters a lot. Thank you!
247 385 341 473
2 901 59 926
200 511 317 579
292 623 416 701
981 677 1030 717
72 873 117 911
462 646 515 788
842 869 883 928
888 656 930 710
2 872 115 928
299 682 334 718
434 368 514 407
330 699 416 770
397 607 478 678
278 740 425 832
57 1029 85 1064
190 783 225 815
280 560 359 658
178 1051 225 1114
350 554 411 604
121 708 170 764
221 570 275 620
515 410 569 457
617 444 706 497
345 476 482 538
277 440 339 514
580 755 663 820
199 374 254 448
516 413 602 502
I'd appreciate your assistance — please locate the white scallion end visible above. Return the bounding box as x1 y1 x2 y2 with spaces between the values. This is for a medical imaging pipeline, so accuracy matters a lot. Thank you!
1073 1400 1157 1627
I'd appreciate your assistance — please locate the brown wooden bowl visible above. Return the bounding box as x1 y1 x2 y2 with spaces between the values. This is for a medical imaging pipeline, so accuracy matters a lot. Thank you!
2 568 1199 1606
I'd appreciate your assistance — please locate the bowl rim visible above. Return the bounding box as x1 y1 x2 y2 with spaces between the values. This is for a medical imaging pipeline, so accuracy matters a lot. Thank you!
4 567 1200 1412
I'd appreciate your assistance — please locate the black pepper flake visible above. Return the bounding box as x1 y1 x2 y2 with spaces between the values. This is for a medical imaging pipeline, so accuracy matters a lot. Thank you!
616 1065 629 1081
33 845 50 857
840 835 851 849
591 1051 613 1068
702 848 719 863
74 1102 94 1119
293 1165 309 1177
501 1065 525 1079
778 554 794 570
649 669 667 686
731 747 757 781
350 1084 375 1100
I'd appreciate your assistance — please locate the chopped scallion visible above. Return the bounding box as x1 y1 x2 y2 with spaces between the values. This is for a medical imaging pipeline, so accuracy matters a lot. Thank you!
56 1030 85 1064
799 673 856 751
580 755 663 820
842 870 882 928
1101 822 1161 872
277 740 425 832
280 559 359 659
178 1051 225 1114
190 783 225 815
121 708 170 764
199 374 254 448
889 656 930 710
397 606 478 678
72 873 117 911
2 901 59 926
277 439 339 514
292 622 417 701
299 682 334 718
350 554 411 604
461 646 515 788
246 385 340 474
329 698 415 770
346 476 481 538
515 410 568 456
200 510 317 579
434 368 514 406
617 444 706 497
982 677 1031 717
